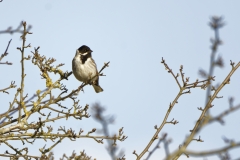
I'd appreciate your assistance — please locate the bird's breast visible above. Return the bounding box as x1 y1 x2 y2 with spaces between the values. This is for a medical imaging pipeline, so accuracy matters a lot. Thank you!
72 57 97 83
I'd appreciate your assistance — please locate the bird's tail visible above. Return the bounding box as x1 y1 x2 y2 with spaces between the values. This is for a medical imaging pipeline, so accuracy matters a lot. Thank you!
92 84 103 93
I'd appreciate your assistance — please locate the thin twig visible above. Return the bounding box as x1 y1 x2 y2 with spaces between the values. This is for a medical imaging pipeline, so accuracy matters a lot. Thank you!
0 39 12 65
168 61 240 160
185 142 240 157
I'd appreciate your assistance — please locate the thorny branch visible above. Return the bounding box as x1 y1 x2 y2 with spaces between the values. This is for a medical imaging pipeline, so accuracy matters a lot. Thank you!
134 58 215 160
0 21 126 160
134 16 240 160
167 61 240 160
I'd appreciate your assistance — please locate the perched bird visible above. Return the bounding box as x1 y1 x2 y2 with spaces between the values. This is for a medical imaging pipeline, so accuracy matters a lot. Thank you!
72 45 103 93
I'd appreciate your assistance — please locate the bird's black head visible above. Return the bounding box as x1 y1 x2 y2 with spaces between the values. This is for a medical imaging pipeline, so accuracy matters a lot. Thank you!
78 45 93 54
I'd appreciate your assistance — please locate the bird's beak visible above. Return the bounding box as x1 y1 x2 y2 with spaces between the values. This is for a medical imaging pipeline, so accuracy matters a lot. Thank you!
90 49 93 52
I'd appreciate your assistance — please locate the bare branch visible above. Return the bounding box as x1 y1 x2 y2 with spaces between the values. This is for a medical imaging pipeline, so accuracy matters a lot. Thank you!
0 39 12 65
0 22 32 35
185 142 240 157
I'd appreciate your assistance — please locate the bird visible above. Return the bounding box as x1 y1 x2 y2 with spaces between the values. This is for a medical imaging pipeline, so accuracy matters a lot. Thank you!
72 45 103 93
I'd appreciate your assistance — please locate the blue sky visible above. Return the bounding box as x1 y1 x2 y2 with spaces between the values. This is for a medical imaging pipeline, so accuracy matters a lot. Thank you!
0 1 240 159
